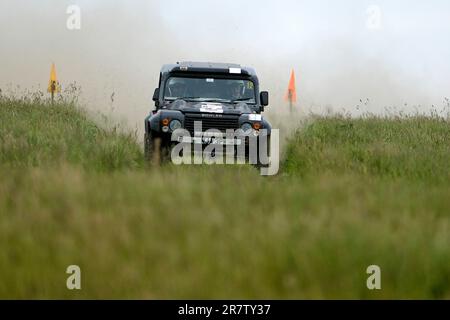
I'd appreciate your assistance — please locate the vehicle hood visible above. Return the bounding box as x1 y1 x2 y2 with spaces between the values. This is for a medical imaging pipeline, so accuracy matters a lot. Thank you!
162 100 254 115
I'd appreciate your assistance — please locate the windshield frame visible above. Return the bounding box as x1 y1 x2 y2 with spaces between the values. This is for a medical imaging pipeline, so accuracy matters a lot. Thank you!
162 74 257 105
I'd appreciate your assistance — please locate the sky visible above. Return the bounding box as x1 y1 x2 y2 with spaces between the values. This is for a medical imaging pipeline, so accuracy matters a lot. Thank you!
1 0 449 129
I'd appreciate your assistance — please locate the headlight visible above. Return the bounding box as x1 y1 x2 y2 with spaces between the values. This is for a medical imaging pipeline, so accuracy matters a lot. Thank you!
241 122 252 134
169 119 182 131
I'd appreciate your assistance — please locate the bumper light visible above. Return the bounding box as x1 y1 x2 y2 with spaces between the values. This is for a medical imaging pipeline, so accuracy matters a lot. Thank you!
252 122 262 130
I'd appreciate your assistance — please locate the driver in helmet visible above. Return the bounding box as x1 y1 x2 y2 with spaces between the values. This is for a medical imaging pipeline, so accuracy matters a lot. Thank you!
228 81 244 100
167 78 187 98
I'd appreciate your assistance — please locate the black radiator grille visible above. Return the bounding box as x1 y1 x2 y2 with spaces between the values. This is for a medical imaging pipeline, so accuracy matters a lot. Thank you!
184 113 240 134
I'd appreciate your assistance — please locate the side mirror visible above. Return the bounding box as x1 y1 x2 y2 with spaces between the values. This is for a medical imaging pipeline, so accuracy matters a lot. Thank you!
152 88 159 101
260 91 269 106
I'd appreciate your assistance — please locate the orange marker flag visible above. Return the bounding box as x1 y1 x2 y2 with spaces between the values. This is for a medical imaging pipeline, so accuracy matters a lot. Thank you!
284 69 297 104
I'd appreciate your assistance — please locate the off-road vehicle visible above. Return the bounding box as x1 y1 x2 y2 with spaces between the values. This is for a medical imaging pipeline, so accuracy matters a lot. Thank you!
144 61 271 163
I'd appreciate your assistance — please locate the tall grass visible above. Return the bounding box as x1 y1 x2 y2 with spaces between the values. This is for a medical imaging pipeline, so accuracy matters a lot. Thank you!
283 115 450 183
0 97 449 299
0 96 143 171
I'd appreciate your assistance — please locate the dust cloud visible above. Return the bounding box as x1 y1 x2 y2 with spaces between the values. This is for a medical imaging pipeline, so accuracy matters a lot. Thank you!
1 0 449 142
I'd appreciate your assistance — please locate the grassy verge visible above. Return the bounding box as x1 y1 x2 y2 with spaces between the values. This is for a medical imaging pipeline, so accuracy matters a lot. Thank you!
0 98 449 298
0 96 143 171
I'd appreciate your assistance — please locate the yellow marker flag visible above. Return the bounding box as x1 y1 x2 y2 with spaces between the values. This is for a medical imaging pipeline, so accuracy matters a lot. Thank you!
47 63 61 94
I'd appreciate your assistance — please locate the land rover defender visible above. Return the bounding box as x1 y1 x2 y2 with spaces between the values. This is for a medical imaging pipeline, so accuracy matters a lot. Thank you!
144 61 271 163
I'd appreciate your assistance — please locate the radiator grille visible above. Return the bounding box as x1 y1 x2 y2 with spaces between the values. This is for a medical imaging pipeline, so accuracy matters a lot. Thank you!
184 113 240 135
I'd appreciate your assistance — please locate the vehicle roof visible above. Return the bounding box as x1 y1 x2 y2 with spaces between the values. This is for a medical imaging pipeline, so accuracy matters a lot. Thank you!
160 61 257 77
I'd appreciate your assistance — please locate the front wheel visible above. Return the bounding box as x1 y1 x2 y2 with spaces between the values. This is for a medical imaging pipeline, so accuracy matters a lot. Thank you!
144 132 154 161
144 132 171 164
256 134 271 168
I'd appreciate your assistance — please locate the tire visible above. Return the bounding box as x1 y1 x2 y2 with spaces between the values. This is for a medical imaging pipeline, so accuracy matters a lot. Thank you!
144 132 154 161
256 134 271 168
144 132 170 164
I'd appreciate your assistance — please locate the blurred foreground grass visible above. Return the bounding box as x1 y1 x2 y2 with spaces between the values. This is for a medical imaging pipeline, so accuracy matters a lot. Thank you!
0 97 449 299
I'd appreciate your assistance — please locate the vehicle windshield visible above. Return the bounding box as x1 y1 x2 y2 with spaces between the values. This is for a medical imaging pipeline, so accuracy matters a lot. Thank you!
164 76 256 104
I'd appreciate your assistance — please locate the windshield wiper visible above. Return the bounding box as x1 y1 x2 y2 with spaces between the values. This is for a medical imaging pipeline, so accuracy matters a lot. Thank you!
200 98 231 102
181 97 201 100
184 98 231 103
231 97 254 103
165 96 202 101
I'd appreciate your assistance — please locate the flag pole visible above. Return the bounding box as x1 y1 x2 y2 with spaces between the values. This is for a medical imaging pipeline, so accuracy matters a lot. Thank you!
289 90 293 114
51 81 55 103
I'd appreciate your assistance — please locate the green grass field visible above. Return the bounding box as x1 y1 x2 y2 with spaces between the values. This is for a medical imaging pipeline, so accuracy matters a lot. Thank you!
0 96 449 299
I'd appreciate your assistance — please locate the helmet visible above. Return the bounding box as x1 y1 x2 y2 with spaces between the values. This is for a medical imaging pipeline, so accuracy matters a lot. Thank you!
228 80 244 88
